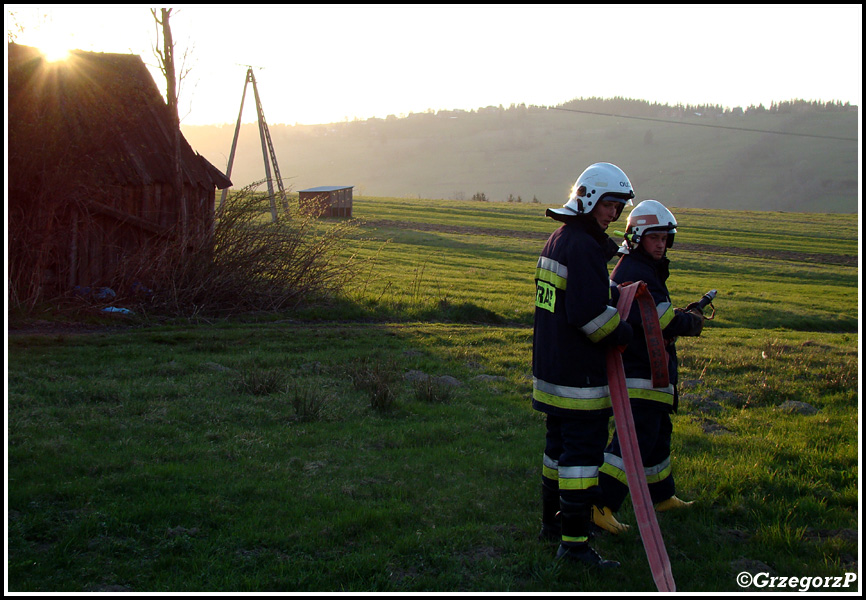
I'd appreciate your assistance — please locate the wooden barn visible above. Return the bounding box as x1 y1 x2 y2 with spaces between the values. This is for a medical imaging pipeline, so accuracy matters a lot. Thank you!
298 186 354 218
7 43 232 301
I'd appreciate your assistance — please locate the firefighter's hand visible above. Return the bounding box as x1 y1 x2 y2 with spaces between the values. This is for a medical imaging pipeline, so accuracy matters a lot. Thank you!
675 308 704 336
684 302 704 316
605 321 633 347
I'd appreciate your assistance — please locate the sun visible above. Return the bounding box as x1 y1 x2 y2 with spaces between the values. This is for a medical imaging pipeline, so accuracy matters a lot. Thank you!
38 40 72 63
22 25 75 63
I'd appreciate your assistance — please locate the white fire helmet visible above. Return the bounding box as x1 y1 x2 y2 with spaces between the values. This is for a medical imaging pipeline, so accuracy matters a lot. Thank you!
624 200 678 249
547 162 635 220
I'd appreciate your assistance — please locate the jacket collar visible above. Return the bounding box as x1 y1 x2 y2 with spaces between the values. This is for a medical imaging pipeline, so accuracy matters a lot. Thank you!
631 247 671 281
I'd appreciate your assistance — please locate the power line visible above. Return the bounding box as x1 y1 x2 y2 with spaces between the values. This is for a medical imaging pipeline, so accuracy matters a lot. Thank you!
550 106 858 142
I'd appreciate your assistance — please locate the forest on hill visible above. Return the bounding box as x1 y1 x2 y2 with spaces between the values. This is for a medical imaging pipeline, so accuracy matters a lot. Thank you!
182 98 859 213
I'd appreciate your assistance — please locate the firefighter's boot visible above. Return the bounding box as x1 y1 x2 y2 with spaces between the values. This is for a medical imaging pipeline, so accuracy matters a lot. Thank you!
556 499 620 568
655 495 694 512
538 480 561 542
555 542 620 568
591 505 630 535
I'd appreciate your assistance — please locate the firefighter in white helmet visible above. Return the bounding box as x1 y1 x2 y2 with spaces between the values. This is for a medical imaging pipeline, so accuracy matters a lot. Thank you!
592 199 705 535
533 162 636 568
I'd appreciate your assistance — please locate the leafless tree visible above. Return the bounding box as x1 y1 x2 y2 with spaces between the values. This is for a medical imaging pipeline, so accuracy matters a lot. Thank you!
6 8 24 42
150 8 193 241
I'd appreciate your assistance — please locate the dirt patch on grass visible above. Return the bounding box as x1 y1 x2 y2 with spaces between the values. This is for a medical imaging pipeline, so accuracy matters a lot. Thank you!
7 317 136 337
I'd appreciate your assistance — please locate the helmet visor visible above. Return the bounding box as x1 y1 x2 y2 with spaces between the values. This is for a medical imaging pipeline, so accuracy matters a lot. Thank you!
602 191 634 207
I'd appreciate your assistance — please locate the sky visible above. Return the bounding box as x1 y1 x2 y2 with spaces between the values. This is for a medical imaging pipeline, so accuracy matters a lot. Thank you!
5 4 863 127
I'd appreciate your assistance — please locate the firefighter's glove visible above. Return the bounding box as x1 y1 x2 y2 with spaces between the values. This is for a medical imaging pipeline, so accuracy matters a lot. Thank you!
675 308 704 337
684 302 704 317
605 321 633 348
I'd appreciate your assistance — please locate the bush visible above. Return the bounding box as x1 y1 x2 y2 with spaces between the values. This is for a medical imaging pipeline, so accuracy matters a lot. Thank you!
114 182 363 317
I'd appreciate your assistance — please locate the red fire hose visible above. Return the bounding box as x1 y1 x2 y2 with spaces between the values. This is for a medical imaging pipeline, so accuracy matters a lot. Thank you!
607 281 676 592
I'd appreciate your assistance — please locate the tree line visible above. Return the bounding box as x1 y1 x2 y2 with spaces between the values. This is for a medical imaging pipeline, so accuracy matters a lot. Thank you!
556 96 856 119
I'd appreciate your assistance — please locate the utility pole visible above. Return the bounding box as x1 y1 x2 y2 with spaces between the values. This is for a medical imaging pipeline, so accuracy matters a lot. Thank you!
218 67 288 222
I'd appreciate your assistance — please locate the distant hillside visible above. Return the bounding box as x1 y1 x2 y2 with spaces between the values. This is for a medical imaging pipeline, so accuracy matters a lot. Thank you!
181 98 859 213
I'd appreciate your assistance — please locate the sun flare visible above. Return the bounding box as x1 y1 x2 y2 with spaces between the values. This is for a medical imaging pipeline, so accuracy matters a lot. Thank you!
27 27 74 63
38 41 72 63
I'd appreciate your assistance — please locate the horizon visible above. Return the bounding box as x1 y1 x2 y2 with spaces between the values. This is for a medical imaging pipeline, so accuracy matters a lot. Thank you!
176 96 859 129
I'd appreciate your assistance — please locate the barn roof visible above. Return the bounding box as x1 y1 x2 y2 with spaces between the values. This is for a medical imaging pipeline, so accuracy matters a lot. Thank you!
7 43 231 190
298 186 354 193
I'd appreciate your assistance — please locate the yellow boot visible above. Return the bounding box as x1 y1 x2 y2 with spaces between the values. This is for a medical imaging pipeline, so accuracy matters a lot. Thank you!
655 496 694 512
591 505 630 534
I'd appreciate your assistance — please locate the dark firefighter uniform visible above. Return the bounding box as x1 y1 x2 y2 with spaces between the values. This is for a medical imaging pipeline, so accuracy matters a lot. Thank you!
599 246 703 510
532 215 632 548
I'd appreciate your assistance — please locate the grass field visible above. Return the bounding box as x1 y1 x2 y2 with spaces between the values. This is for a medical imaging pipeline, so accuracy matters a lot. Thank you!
6 197 860 592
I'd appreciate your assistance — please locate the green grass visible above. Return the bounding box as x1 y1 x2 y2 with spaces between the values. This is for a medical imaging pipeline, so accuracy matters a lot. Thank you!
337 198 857 332
7 198 859 592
